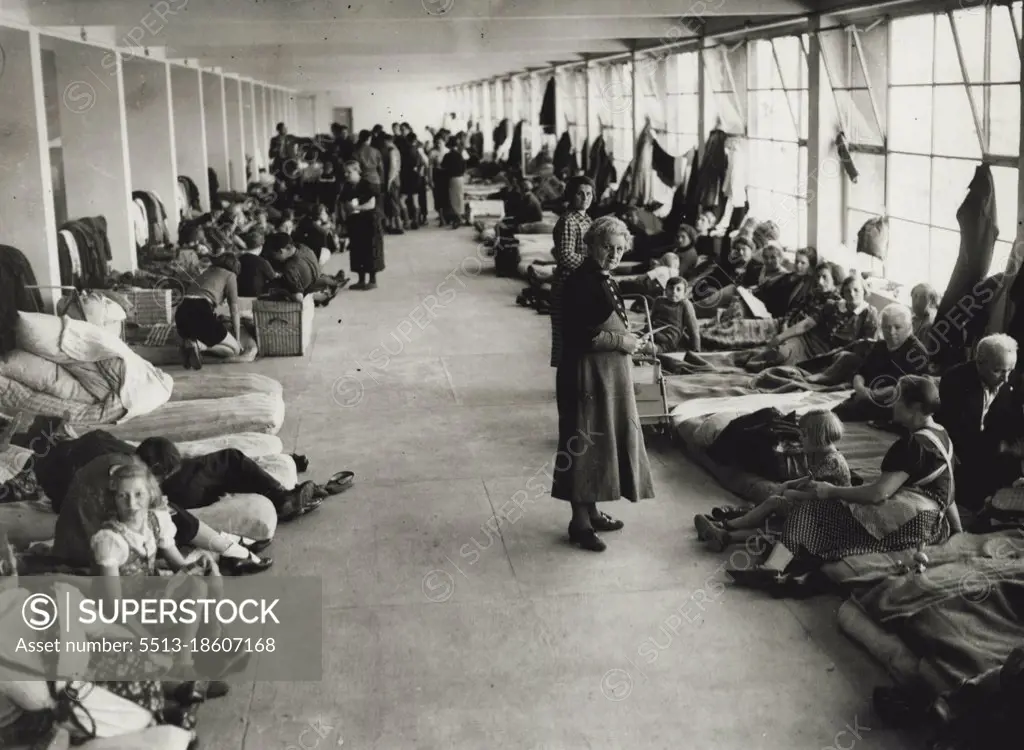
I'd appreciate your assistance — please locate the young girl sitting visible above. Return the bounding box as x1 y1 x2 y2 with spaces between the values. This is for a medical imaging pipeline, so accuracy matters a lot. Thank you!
91 461 223 675
693 409 850 551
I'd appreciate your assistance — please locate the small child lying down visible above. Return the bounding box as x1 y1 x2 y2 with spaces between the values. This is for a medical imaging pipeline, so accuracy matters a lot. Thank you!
647 277 701 354
693 409 850 551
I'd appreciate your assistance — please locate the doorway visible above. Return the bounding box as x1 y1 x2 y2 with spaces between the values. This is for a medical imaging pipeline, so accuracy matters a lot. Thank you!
332 107 353 131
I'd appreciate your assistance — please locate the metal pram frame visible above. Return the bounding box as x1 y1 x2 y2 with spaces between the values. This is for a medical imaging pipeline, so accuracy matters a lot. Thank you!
621 294 674 439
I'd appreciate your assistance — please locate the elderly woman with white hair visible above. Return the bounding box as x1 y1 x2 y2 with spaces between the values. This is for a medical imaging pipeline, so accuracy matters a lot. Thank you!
553 215 655 552
937 333 1024 510
832 303 931 423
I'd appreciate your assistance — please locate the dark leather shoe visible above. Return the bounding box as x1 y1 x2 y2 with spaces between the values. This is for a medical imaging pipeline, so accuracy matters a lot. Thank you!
219 553 273 576
726 565 787 590
590 511 624 532
568 524 606 552
278 481 319 522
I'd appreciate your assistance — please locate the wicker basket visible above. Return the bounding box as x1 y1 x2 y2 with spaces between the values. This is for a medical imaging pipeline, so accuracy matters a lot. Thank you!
252 296 314 356
124 288 174 325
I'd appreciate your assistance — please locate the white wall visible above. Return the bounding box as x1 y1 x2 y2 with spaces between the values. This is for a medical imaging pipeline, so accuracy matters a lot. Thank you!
310 84 446 139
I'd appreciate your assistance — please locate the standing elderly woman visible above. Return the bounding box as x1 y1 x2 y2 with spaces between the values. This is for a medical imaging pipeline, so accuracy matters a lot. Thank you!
729 375 962 589
549 176 596 369
554 216 656 552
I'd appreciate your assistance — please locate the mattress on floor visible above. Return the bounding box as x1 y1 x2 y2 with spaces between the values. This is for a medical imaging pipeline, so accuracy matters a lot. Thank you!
821 529 1024 587
839 553 1024 695
88 390 285 442
671 391 886 507
464 181 503 200
0 445 291 545
467 199 505 218
837 598 950 693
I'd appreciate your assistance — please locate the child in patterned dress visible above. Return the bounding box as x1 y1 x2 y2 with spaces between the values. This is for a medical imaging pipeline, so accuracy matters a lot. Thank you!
91 460 221 675
694 410 851 551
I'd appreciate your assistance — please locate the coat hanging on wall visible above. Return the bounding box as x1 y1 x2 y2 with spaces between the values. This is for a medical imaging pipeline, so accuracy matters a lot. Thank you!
539 77 556 135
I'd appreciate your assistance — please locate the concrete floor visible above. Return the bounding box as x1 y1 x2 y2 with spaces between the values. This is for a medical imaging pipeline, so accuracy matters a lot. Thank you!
198 224 918 750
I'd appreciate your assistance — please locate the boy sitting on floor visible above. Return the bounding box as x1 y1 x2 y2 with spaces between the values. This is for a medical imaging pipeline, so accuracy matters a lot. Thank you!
262 232 345 306
648 277 701 354
237 230 280 297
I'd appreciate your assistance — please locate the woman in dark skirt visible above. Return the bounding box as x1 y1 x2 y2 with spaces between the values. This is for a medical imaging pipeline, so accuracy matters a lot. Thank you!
339 160 384 290
554 215 656 552
729 375 963 589
430 135 449 227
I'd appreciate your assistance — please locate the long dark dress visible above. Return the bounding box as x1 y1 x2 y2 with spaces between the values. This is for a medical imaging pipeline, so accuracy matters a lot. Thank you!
340 179 384 274
552 258 655 504
781 425 954 561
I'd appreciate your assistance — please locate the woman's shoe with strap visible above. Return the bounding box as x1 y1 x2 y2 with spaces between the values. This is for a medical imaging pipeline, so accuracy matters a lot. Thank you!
568 523 606 552
590 511 624 532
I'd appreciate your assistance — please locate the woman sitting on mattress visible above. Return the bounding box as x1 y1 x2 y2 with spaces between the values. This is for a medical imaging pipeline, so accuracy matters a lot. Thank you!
740 261 845 371
728 375 963 591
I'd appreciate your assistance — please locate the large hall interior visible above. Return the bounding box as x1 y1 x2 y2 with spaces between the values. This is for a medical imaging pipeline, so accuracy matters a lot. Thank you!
2 0 1024 748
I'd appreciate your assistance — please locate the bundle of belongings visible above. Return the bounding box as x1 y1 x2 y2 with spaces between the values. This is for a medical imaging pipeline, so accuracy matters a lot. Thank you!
131 190 173 260
57 216 113 289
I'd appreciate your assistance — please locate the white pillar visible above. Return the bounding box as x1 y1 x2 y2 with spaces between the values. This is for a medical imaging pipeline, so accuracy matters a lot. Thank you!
244 81 259 174
585 62 595 149
170 65 210 213
806 16 844 253
224 76 246 190
481 80 493 156
123 57 179 243
529 71 541 155
697 44 707 153
52 40 136 272
0 27 60 309
632 52 641 158
202 72 229 196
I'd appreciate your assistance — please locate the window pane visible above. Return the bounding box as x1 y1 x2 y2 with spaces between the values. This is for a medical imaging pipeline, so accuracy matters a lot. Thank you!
890 15 934 85
847 152 886 214
886 218 931 286
841 89 884 146
990 165 1019 245
798 145 807 198
929 227 960 290
888 86 933 154
992 240 1015 277
888 153 932 224
774 36 803 90
935 11 986 85
931 85 982 158
930 157 977 231
851 22 888 90
990 5 1021 84
989 84 1021 156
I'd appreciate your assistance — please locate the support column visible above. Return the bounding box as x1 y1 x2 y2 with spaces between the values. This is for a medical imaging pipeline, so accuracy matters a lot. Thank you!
202 71 229 195
529 71 541 156
245 81 259 174
123 57 179 243
0 27 60 309
52 39 136 272
805 15 844 253
224 76 245 190
585 61 594 149
481 80 492 156
631 51 642 149
170 65 210 213
697 42 707 153
255 85 267 168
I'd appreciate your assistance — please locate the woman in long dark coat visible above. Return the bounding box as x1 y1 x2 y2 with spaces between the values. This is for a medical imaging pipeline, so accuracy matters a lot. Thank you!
553 216 656 552
339 160 384 290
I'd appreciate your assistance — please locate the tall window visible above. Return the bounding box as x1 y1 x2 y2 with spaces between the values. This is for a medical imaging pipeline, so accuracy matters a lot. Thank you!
570 67 588 153
600 60 634 181
845 5 1021 289
745 36 809 248
666 50 701 156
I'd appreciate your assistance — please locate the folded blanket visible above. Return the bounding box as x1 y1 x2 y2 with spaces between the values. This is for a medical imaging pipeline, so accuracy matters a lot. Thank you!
1 313 173 425
699 317 780 350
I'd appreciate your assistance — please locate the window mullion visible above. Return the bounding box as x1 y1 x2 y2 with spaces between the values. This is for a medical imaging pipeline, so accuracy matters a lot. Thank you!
946 9 987 155
1010 3 1023 52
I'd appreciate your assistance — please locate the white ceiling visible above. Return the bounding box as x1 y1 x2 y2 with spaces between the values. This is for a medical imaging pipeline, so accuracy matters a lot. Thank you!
8 0 866 90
